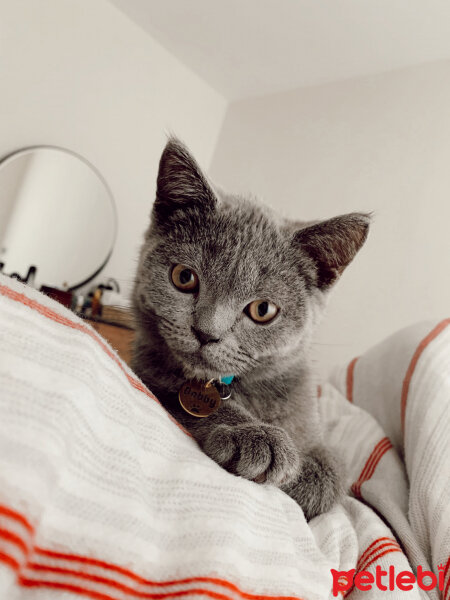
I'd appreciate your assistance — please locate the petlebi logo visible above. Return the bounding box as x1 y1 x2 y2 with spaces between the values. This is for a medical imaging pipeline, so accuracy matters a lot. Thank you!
331 564 445 595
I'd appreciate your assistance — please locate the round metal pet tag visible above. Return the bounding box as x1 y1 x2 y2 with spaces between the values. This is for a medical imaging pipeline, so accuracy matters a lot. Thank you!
179 380 221 418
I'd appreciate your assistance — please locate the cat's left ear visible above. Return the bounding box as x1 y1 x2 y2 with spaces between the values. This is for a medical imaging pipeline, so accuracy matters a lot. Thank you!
293 213 370 289
153 137 217 229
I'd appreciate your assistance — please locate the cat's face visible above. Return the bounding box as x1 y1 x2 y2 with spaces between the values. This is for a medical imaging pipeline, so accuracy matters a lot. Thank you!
135 198 319 381
133 139 369 382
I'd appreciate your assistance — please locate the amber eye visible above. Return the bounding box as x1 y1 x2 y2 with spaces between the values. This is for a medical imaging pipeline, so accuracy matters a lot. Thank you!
246 300 279 323
171 264 199 293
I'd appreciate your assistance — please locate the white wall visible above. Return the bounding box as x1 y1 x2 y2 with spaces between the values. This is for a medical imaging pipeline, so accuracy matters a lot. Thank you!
211 61 450 376
0 0 226 298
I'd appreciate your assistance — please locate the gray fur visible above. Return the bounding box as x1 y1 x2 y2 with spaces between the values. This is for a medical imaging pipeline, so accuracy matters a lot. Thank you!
132 137 370 520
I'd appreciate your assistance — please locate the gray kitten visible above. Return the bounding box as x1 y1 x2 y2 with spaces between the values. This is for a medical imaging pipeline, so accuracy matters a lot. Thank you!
132 138 369 520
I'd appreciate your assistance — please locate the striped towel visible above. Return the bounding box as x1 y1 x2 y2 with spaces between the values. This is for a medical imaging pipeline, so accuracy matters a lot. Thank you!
0 274 448 600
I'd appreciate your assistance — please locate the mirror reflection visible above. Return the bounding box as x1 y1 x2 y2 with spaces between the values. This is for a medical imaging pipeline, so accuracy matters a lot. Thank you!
0 147 116 290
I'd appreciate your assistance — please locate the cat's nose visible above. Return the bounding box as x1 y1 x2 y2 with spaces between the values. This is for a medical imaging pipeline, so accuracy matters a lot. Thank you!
191 327 220 345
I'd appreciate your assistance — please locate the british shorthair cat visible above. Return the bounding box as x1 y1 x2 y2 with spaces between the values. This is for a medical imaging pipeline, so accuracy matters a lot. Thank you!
132 138 370 519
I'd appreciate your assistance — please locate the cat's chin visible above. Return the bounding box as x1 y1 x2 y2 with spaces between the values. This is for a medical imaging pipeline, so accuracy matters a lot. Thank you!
179 351 233 381
181 356 223 381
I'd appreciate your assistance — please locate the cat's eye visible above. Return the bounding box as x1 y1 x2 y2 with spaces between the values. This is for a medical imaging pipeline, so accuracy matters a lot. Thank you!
246 300 279 324
171 264 199 293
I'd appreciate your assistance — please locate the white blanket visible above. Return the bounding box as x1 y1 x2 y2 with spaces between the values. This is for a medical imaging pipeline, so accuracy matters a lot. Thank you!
0 274 448 600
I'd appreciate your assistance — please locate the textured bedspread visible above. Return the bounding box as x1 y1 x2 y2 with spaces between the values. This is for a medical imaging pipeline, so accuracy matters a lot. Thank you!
0 274 448 600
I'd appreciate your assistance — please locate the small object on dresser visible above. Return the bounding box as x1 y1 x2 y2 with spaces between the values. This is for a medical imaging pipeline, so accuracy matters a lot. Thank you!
40 285 73 309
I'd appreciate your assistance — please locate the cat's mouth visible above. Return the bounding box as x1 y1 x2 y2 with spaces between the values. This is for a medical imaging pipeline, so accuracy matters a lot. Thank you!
180 350 225 380
175 343 238 380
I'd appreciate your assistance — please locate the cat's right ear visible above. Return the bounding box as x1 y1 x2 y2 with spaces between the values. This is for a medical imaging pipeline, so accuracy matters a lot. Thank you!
152 137 217 229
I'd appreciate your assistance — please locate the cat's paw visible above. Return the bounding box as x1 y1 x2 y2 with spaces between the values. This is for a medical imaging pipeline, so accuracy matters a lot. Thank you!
202 422 300 486
283 446 343 520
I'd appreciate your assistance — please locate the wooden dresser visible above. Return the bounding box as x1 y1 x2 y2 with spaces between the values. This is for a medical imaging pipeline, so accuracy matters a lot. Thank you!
88 320 135 366
86 307 135 367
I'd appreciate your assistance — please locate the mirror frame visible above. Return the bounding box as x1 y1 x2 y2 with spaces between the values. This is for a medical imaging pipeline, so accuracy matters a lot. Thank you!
0 145 118 291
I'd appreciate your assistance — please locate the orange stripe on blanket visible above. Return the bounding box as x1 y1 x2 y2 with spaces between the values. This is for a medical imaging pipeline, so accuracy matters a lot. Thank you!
34 544 301 598
0 549 20 571
344 546 402 597
358 542 401 573
0 527 29 554
351 437 393 499
27 563 238 600
0 504 305 600
0 555 242 600
358 438 392 482
344 538 402 597
355 537 400 571
0 283 191 438
1 550 303 600
401 318 450 436
362 547 402 571
346 357 358 403
18 571 122 600
0 504 34 534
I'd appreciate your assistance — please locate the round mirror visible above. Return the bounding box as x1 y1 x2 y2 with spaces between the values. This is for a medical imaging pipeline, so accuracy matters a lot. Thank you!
0 146 117 291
